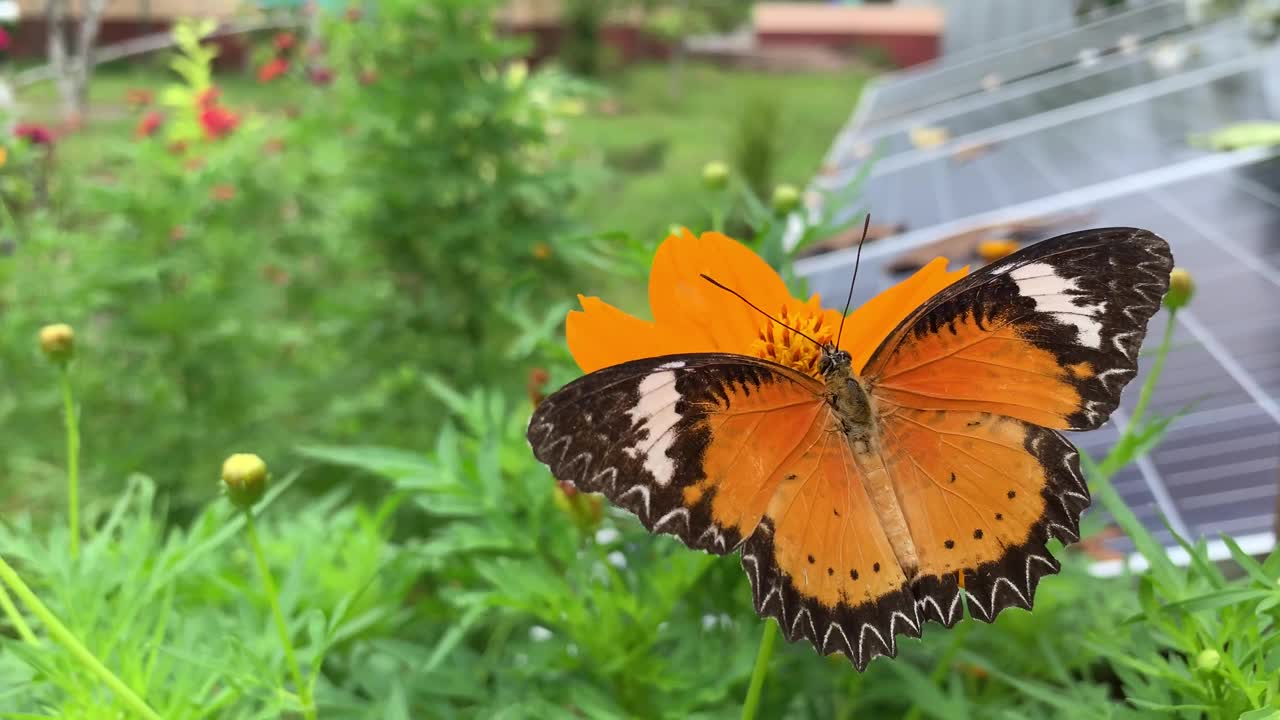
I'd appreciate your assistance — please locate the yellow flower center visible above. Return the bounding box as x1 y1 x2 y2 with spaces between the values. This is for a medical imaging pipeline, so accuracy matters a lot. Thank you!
749 305 834 379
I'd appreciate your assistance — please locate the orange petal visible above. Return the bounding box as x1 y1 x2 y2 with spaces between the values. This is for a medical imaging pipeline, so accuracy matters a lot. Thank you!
566 295 692 373
840 257 969 373
646 230 796 355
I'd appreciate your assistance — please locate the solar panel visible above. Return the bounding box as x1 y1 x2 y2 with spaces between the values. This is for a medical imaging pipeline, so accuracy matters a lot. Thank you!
857 0 1191 129
800 16 1280 554
833 20 1248 170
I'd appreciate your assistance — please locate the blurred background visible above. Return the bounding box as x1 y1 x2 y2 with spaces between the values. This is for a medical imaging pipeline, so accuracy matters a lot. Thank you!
0 0 1278 717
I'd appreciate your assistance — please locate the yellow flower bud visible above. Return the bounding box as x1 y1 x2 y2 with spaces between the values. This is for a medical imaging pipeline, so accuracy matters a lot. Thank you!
701 161 729 191
39 323 75 364
1166 267 1195 311
1195 648 1220 671
772 184 801 215
221 453 268 509
978 238 1020 263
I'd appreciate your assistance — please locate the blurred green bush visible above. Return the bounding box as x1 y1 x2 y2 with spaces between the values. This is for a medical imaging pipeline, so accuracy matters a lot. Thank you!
0 0 584 510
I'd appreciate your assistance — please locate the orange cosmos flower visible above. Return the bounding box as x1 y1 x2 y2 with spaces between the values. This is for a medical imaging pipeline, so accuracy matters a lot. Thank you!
567 229 967 378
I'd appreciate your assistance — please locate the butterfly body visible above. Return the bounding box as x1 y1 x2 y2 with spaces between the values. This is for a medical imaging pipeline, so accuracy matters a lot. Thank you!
817 346 923 575
530 228 1173 669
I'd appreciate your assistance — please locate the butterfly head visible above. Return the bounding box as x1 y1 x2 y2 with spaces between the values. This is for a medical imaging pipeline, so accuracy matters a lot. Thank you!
817 344 852 378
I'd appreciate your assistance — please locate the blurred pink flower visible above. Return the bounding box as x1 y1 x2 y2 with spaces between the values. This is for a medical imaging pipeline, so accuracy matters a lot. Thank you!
14 123 54 146
308 67 334 86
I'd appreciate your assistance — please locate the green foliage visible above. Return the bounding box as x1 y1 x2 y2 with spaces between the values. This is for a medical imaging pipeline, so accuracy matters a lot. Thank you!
0 4 585 509
638 0 753 40
0 473 423 717
562 0 610 77
0 2 1276 718
325 0 584 389
730 94 781 201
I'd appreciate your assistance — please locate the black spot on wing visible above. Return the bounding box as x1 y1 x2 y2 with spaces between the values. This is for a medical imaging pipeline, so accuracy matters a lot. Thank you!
911 425 1087 627
739 520 922 672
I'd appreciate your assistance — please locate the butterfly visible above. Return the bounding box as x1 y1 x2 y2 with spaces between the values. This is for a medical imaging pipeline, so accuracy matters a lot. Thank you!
527 227 1173 670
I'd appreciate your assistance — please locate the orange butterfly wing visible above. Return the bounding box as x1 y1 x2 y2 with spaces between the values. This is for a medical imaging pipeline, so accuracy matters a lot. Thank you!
740 421 920 668
863 228 1172 625
528 354 920 668
866 228 1173 431
528 354 824 552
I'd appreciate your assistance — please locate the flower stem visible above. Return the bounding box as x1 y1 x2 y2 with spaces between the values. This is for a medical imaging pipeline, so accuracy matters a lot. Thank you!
243 511 316 720
741 620 778 720
0 581 38 645
1127 311 1178 428
0 553 162 720
903 620 972 720
60 367 80 560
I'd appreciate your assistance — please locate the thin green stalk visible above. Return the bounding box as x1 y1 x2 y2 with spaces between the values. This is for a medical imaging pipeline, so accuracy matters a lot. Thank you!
61 367 80 560
1089 308 1181 585
243 511 316 720
0 581 39 645
902 620 973 720
710 204 726 234
1127 311 1178 427
741 620 778 720
0 554 162 720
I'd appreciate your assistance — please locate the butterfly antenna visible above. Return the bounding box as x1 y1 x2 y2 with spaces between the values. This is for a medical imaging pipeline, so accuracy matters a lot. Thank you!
699 274 824 348
835 213 872 349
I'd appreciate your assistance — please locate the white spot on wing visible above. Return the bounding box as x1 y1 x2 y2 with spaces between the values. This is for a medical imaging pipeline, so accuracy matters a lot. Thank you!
624 370 682 486
1010 262 1106 349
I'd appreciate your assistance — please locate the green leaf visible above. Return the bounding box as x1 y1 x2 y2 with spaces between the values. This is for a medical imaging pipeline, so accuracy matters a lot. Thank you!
1222 534 1274 587
424 604 488 673
1159 588 1271 615
296 444 433 481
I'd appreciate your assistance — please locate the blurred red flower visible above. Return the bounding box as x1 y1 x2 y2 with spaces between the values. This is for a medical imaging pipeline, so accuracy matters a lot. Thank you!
199 105 240 140
345 5 363 22
210 184 236 202
14 123 55 146
358 68 378 86
258 57 289 83
0 27 10 51
273 32 296 51
135 111 164 138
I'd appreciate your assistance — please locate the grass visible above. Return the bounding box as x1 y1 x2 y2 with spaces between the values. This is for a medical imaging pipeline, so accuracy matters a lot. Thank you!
563 62 870 246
